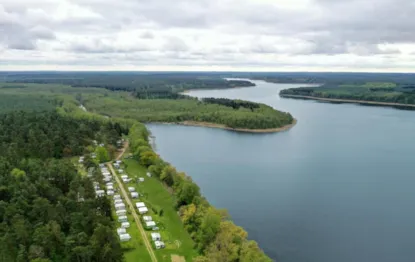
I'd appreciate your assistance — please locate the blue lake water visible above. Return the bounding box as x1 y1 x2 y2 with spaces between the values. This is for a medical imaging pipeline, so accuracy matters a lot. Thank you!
147 80 415 262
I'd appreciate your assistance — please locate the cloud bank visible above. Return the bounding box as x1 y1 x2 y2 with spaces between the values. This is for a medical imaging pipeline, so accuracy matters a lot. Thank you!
1 0 415 71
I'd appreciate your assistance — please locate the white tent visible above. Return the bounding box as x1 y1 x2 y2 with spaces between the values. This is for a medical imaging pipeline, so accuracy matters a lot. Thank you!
122 178 131 183
135 202 145 208
154 241 165 249
116 210 126 216
99 163 105 168
114 163 120 169
145 221 156 228
118 169 124 173
138 177 144 182
146 172 152 177
116 160 122 164
151 233 161 241
115 203 126 210
143 216 152 222
119 233 131 242
121 175 128 179
117 228 126 235
138 207 148 214
118 216 128 222
128 187 135 192
121 222 130 228
131 192 139 198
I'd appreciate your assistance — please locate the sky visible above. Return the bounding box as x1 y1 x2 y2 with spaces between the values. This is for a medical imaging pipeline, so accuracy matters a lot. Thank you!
1 0 415 72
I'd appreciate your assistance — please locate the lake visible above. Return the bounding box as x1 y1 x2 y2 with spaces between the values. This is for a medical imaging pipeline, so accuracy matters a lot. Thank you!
147 80 415 262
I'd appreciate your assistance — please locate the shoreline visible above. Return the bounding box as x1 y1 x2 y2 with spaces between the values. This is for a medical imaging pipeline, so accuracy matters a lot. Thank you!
281 94 415 108
150 119 297 133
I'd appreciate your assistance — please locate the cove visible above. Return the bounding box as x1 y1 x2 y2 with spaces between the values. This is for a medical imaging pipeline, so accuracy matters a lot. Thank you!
147 80 415 262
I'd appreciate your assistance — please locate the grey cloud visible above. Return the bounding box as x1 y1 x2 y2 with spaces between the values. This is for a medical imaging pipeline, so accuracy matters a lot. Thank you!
69 39 154 54
141 31 155 39
2 0 415 69
163 36 188 52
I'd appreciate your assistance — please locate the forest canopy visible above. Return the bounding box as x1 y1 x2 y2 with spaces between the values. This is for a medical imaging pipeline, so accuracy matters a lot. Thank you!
0 111 126 262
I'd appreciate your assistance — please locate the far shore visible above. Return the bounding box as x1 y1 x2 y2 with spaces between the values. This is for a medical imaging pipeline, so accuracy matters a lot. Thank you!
150 119 297 133
281 94 415 108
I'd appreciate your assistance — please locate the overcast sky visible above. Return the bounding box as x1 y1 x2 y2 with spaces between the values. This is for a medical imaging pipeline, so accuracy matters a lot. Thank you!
1 0 415 72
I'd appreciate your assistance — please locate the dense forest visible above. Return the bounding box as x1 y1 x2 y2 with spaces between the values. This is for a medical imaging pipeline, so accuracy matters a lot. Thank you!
128 124 272 262
0 111 126 262
1 72 254 99
280 82 415 105
83 95 294 130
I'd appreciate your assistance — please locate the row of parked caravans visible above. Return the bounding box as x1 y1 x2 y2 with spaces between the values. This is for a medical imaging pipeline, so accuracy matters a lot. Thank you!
112 161 132 241
94 165 116 197
114 194 131 242
114 161 165 248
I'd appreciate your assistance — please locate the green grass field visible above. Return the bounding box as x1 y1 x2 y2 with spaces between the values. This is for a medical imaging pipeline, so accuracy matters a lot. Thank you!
120 159 198 262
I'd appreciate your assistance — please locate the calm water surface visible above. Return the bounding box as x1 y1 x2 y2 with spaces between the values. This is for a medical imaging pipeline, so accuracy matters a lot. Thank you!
147 80 415 262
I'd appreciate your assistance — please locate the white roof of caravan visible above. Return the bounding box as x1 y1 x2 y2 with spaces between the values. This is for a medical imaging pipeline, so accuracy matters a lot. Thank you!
114 199 123 204
154 241 164 247
135 202 145 208
95 190 105 194
121 222 130 228
128 187 135 192
138 207 148 213
118 215 127 220
115 203 125 208
117 228 126 235
116 160 122 164
107 190 114 195
113 194 121 199
119 233 131 240
151 232 161 238
121 175 128 179
131 192 139 197
143 216 152 221
116 210 126 215
145 221 156 227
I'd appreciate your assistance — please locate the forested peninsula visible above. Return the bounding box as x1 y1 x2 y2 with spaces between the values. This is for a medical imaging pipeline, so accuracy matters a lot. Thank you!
0 72 295 132
0 72 275 262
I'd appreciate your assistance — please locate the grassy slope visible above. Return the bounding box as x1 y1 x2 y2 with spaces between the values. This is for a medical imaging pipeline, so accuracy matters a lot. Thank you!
120 159 198 262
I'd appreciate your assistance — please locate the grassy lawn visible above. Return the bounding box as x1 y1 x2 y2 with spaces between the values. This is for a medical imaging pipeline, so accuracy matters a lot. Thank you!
120 159 198 262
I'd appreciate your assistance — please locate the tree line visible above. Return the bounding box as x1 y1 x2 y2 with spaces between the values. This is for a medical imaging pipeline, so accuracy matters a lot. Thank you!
280 84 415 105
0 111 127 262
128 124 272 262
3 72 254 99
84 96 294 130
202 98 260 111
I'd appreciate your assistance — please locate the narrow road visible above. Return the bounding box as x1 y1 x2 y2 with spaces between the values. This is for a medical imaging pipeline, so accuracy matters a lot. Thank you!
108 143 158 262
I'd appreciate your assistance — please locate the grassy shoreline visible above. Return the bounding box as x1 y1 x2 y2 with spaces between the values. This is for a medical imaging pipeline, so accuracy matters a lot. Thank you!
153 119 297 133
281 94 415 108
